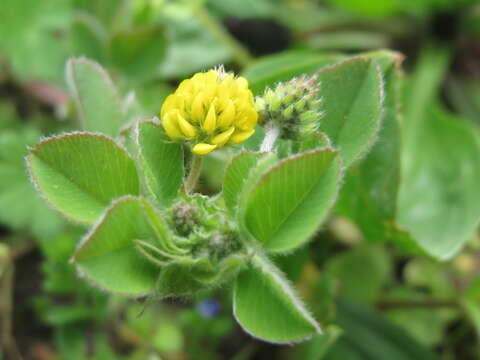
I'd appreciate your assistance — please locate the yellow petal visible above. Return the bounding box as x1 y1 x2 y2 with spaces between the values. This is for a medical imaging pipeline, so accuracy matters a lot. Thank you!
243 108 258 128
205 70 218 83
193 143 217 155
216 96 228 111
177 79 192 94
211 127 235 146
203 82 217 99
192 72 206 83
162 113 183 140
229 129 255 144
222 74 234 85
235 76 249 89
216 82 231 99
246 91 254 104
191 92 205 122
160 94 176 118
175 94 187 112
238 90 253 105
177 113 197 138
218 100 235 129
236 117 247 130
203 103 217 134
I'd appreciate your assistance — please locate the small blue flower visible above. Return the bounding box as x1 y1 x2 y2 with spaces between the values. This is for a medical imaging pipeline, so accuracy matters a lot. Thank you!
197 299 221 318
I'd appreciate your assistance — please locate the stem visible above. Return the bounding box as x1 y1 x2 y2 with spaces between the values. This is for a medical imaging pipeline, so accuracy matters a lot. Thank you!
192 3 253 67
0 253 21 359
185 155 203 194
260 122 281 152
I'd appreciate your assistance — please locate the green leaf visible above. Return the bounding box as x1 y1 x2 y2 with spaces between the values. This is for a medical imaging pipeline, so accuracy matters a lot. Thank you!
317 57 384 167
325 300 440 360
133 81 173 116
109 25 166 80
27 132 139 224
0 102 17 130
325 245 391 304
55 325 117 360
299 132 332 152
325 0 397 17
223 151 264 215
74 0 125 28
69 12 106 62
244 148 341 253
233 254 320 343
0 128 64 238
398 105 480 259
237 153 279 234
153 323 184 353
306 31 388 52
208 0 275 17
396 47 480 259
160 19 230 79
55 325 87 360
0 0 70 83
43 305 98 326
73 196 161 296
335 51 418 251
66 57 125 137
242 51 345 94
135 120 183 208
401 47 450 156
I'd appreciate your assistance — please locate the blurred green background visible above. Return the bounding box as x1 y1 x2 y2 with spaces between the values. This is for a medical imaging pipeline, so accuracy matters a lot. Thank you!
1 0 480 359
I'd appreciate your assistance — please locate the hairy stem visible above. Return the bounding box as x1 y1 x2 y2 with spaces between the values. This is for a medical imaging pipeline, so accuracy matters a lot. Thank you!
260 122 281 152
185 154 204 194
192 3 252 67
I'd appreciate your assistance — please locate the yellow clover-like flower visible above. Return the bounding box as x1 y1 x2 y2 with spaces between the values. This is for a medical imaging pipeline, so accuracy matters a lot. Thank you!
160 67 258 155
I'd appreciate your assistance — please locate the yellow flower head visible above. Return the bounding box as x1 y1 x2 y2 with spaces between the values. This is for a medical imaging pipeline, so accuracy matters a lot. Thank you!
160 67 258 155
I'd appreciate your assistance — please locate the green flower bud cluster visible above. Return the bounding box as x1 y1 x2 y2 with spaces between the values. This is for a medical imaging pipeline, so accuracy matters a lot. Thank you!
141 195 247 297
168 196 242 261
255 74 323 139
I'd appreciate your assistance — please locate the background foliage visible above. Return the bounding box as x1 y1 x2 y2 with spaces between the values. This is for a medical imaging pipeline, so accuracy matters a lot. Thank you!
1 0 480 359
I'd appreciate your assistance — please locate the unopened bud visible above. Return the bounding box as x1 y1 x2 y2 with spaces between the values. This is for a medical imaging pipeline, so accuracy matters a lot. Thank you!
294 97 307 112
282 104 295 119
255 74 323 139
